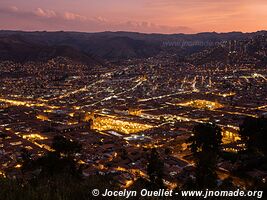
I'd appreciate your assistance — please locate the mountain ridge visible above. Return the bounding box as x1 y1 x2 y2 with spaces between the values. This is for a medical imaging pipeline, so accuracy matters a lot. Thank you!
0 30 266 62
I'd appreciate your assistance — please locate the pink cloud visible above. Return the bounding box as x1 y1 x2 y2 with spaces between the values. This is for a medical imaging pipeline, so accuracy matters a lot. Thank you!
35 8 57 18
63 12 87 21
10 6 19 12
0 6 193 33
0 1 266 33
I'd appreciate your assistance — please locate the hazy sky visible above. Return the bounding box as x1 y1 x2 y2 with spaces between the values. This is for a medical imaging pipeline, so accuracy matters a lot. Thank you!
0 0 267 33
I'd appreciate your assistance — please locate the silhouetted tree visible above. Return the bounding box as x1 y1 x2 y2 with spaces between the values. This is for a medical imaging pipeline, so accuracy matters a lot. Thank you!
164 148 172 155
220 177 235 190
0 132 8 139
240 117 267 155
120 148 128 160
21 135 83 177
20 148 32 174
195 151 218 189
189 123 222 154
147 148 164 187
52 135 82 156
188 123 222 189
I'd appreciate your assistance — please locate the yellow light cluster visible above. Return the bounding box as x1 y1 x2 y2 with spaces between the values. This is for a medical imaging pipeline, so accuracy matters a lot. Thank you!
116 167 147 179
177 100 224 110
14 164 22 169
69 112 75 117
223 148 239 153
44 110 53 113
141 144 164 149
67 121 79 125
74 106 81 110
83 112 94 122
36 114 49 121
22 134 48 141
0 171 6 178
92 117 153 134
222 129 241 144
0 98 59 109
214 92 236 97
221 92 236 98
124 180 134 188
128 109 142 116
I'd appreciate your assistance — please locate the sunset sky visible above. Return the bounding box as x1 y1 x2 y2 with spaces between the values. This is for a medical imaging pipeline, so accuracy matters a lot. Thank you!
0 0 267 34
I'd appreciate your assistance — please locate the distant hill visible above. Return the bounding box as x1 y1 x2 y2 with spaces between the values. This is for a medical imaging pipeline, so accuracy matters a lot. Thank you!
0 30 266 61
0 35 102 65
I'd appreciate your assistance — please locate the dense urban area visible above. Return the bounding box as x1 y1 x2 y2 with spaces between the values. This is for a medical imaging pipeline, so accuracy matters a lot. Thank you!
0 31 267 199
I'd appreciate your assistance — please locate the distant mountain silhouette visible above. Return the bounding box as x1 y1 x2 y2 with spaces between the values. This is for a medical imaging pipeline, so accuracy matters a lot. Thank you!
0 30 266 61
0 35 102 65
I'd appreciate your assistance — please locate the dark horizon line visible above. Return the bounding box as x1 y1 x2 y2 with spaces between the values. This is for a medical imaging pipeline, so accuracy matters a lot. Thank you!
0 29 267 36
